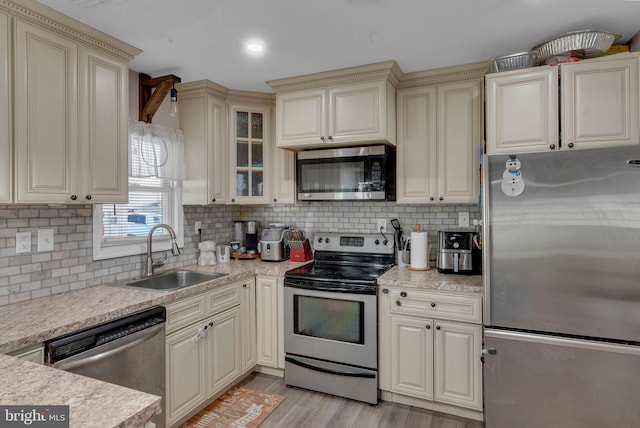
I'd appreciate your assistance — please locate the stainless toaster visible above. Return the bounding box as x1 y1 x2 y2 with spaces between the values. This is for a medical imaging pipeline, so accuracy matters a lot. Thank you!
260 227 290 262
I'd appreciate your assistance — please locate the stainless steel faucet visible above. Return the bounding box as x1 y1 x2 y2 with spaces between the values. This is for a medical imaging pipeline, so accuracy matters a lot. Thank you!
146 224 181 276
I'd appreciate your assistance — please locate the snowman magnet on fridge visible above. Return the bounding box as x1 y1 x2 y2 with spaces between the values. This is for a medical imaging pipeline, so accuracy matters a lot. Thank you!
501 155 525 197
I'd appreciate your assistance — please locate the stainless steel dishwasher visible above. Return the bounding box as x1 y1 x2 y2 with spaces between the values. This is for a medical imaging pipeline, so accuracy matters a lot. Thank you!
44 306 166 428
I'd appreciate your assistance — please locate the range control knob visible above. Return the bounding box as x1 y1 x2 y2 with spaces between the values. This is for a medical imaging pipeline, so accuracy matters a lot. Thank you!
375 239 380 245
325 238 330 244
317 237 323 243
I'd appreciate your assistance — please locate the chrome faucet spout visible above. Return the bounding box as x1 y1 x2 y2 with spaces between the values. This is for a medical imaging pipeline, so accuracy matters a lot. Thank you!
146 224 180 277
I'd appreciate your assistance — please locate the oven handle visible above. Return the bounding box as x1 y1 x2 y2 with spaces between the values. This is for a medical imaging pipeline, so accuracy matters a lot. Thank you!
285 356 376 379
284 279 376 295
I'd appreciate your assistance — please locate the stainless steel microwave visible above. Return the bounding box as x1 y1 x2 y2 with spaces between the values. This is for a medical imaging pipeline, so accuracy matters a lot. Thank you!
296 145 396 201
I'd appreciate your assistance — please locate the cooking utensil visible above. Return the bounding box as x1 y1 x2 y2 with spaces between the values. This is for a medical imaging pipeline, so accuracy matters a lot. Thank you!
488 51 537 73
390 218 402 248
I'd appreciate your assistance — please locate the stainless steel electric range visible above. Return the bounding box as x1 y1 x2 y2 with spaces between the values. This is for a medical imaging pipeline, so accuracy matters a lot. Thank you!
283 232 395 404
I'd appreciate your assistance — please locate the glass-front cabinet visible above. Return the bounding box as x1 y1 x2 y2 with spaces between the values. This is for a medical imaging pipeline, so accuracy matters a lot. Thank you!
229 104 271 203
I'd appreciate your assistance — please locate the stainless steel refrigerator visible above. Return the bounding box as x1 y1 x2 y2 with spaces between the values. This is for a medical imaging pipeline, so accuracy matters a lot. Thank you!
483 146 640 428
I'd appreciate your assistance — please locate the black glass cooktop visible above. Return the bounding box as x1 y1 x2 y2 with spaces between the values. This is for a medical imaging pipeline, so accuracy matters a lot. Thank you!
285 261 392 286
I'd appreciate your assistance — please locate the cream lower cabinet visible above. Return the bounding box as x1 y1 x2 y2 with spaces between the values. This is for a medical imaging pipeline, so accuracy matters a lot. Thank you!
241 280 257 373
379 287 483 419
486 53 640 154
255 275 284 369
396 79 481 204
12 15 135 204
165 279 248 427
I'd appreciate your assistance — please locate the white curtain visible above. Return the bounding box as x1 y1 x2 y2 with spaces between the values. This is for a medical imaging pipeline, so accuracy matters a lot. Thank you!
129 121 184 180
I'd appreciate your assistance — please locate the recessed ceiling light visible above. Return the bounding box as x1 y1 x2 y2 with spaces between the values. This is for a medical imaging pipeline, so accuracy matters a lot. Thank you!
245 40 265 56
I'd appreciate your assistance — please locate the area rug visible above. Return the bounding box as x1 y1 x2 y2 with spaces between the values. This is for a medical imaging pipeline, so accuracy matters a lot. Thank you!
181 386 285 428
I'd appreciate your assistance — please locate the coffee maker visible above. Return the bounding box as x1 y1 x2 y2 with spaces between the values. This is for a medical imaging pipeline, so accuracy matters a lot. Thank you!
436 231 478 274
245 221 258 253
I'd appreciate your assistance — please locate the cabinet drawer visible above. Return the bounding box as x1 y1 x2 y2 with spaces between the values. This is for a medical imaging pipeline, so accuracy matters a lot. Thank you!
205 280 243 317
388 289 482 324
165 294 207 334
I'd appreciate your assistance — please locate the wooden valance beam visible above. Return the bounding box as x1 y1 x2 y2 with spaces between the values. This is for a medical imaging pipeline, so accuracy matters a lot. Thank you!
139 73 182 123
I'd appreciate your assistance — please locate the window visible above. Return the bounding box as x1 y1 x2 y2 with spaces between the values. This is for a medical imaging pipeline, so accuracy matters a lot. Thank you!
93 122 184 261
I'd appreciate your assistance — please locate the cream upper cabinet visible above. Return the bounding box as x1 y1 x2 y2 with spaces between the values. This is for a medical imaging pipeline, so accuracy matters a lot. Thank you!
272 147 295 204
269 61 400 150
562 55 639 150
9 4 139 204
0 11 10 203
14 19 79 203
397 79 481 204
486 53 640 154
228 101 272 204
78 46 129 203
275 81 395 150
275 88 326 147
179 81 228 205
485 67 559 154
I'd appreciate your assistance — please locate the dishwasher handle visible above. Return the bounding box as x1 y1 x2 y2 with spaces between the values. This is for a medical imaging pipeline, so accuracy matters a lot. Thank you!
52 323 164 371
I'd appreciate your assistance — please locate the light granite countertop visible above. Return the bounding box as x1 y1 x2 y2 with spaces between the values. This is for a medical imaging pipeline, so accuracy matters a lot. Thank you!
0 259 482 427
378 266 483 294
0 259 307 428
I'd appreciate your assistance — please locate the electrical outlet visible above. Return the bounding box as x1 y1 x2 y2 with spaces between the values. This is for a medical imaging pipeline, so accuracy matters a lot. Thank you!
377 219 387 233
37 229 54 252
16 232 31 254
459 212 470 228
194 221 202 234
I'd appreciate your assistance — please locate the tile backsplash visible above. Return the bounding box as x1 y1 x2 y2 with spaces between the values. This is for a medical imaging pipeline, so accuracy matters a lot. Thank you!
0 202 480 306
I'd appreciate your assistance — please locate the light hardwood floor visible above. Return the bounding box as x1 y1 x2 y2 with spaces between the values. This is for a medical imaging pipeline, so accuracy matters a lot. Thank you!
239 373 485 428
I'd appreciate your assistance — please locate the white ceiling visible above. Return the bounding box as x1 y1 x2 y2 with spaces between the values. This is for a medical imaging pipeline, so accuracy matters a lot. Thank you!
36 0 640 92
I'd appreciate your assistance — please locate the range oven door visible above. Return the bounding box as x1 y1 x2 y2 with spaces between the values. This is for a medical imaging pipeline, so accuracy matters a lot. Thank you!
283 281 377 370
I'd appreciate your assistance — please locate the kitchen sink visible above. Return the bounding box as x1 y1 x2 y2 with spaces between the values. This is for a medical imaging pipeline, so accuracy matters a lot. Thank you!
124 270 227 291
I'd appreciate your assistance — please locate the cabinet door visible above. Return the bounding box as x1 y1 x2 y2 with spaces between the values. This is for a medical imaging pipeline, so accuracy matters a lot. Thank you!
78 47 128 203
229 104 270 204
562 56 639 149
0 11 10 202
486 67 558 154
241 280 257 374
390 316 434 400
396 87 437 203
434 320 482 410
207 95 228 203
272 147 295 204
15 19 79 203
166 324 207 426
328 81 387 145
255 276 280 368
207 306 242 395
181 94 227 205
276 89 326 148
436 80 481 204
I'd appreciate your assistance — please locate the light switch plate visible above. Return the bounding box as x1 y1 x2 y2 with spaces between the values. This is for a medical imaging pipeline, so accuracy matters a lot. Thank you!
38 229 54 252
16 232 31 253
458 212 470 228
